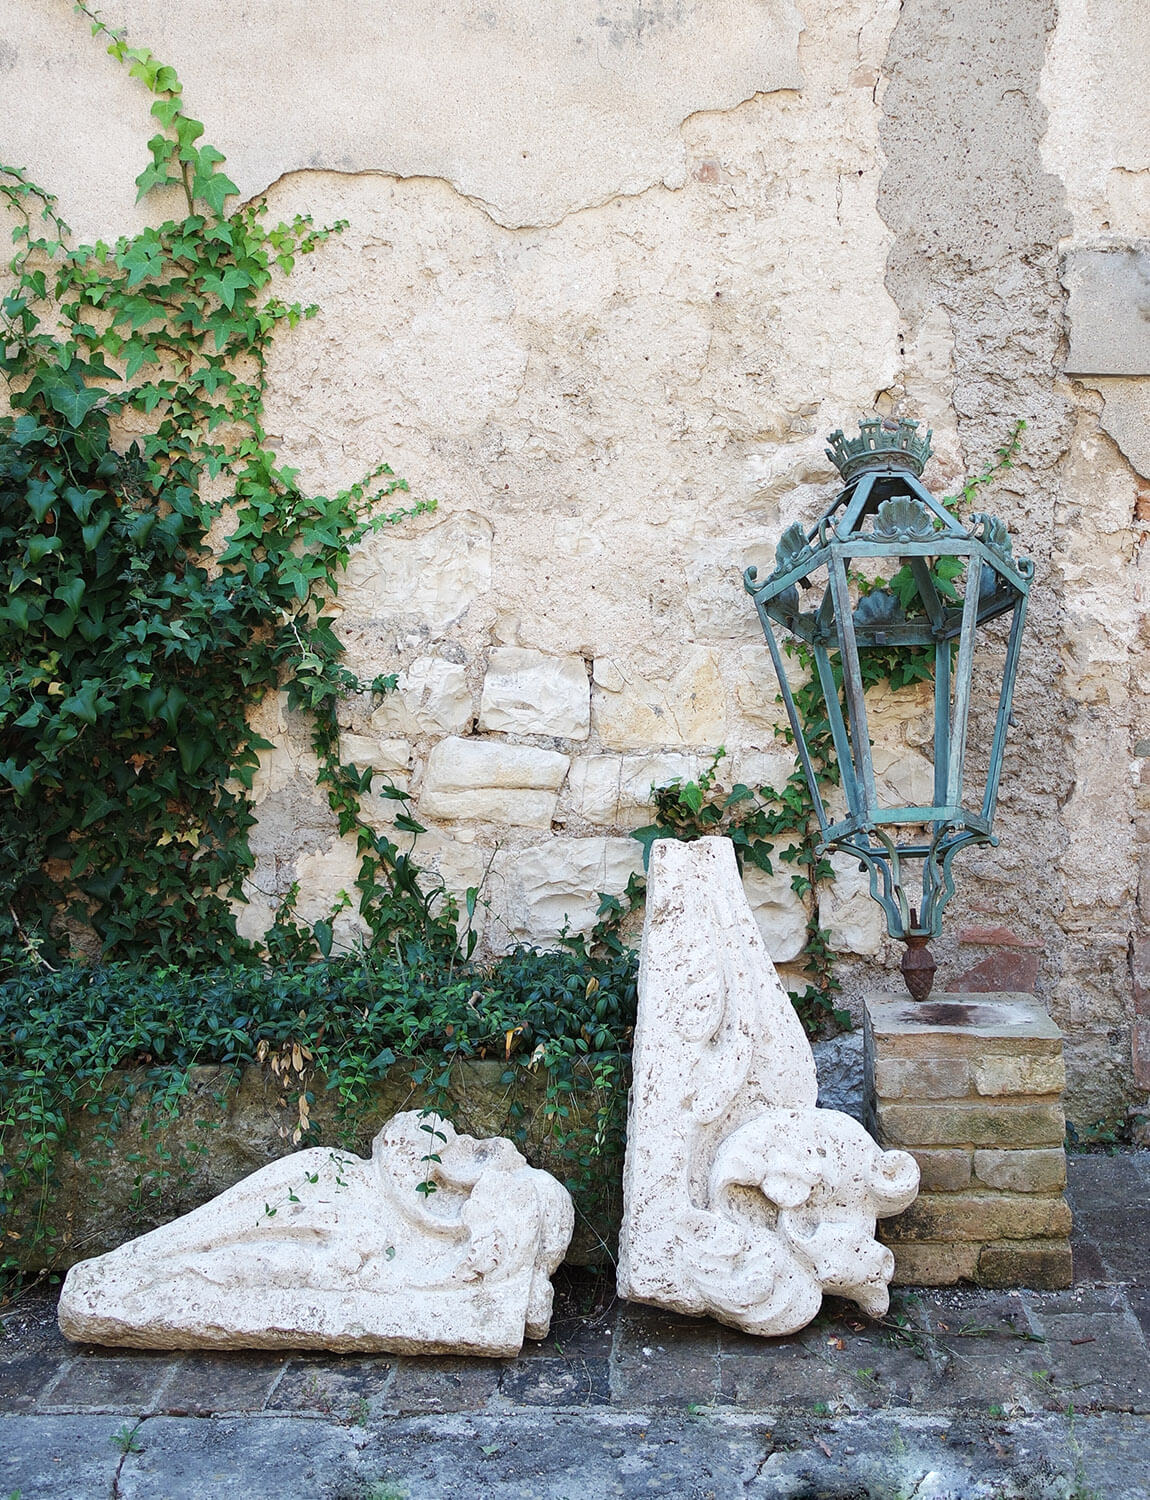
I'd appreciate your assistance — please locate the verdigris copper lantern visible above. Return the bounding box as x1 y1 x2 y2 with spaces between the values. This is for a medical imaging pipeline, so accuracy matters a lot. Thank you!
744 418 1032 999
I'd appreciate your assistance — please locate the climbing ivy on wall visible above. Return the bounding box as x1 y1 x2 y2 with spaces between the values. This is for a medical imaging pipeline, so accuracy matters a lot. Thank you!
0 5 456 967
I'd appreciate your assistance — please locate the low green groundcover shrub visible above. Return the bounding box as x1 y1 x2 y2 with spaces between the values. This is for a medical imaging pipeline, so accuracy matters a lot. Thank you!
0 940 637 1281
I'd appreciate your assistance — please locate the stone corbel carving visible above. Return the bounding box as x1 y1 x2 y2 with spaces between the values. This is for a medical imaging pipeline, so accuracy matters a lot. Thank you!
58 1112 574 1356
618 837 919 1336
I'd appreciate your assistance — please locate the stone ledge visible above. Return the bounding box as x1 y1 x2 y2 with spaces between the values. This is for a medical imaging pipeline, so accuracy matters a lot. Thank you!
865 993 1063 1057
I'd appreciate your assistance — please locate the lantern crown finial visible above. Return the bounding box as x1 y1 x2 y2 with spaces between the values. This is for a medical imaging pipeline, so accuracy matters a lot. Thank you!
826 416 933 483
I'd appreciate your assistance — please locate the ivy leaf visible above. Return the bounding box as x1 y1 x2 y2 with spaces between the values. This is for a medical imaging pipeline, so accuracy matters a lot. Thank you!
60 680 101 724
194 169 240 217
25 477 57 522
49 384 104 427
201 267 251 310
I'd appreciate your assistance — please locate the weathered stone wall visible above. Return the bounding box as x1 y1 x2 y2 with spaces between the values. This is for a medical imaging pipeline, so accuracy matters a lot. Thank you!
6 0 1150 1127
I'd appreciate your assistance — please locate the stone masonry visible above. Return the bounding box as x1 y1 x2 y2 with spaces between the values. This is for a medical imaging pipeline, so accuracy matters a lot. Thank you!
6 0 1150 1129
865 993 1073 1290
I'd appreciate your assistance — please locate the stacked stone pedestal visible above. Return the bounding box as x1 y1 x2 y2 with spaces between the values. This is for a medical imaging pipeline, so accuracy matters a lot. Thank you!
864 993 1072 1290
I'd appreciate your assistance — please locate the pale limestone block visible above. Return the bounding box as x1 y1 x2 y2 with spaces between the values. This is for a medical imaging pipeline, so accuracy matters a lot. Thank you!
871 747 936 810
338 734 413 775
337 513 492 634
370 658 474 737
419 738 569 827
565 757 622 826
863 681 934 744
292 839 370 953
490 837 645 947
592 649 726 749
819 852 885 956
479 648 590 738
973 1148 1067 1195
58 1112 573 1355
618 839 919 1336
972 1054 1067 1098
592 658 626 693
231 884 277 946
731 749 796 796
619 753 700 818
733 646 793 733
741 863 808 964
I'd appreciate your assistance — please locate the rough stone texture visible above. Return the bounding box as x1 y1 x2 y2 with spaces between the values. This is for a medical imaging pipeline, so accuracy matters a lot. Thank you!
876 1101 1066 1150
812 1029 865 1120
977 1237 1075 1289
418 738 569 827
57 1112 574 1355
369 658 474 737
911 1149 973 1194
478 648 590 738
487 837 644 949
618 839 918 1335
974 1147 1067 1194
882 1192 1071 1244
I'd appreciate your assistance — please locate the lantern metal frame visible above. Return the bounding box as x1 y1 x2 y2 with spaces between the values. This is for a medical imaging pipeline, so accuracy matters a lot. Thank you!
744 419 1033 963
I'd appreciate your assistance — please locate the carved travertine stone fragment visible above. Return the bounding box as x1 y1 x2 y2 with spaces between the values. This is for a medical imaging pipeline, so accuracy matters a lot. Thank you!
618 838 918 1336
58 1113 573 1356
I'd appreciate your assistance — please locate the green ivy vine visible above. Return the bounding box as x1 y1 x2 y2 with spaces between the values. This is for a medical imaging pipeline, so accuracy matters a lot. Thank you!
0 4 455 968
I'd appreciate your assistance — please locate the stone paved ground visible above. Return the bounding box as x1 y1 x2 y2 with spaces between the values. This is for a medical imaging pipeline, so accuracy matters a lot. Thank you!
1 1152 1147 1499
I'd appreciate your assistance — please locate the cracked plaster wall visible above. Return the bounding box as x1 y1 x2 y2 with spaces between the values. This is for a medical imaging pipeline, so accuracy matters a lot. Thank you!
6 0 1150 1125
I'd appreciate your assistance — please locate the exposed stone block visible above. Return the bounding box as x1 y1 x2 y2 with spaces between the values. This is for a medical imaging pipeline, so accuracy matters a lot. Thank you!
370 658 473 737
875 1101 1065 1149
337 734 413 775
564 756 622 826
976 1239 1073 1291
880 1192 1072 1244
910 1149 972 1193
1063 245 1150 376
972 1055 1067 1097
742 863 808 963
338 513 492 634
419 738 569 827
819 852 884 957
889 1241 981 1287
591 649 725 749
489 837 645 947
479 648 590 739
872 1057 971 1100
973 1149 1067 1194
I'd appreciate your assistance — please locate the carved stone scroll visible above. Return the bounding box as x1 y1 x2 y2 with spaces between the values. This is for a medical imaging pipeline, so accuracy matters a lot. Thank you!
58 1112 574 1356
617 837 919 1335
